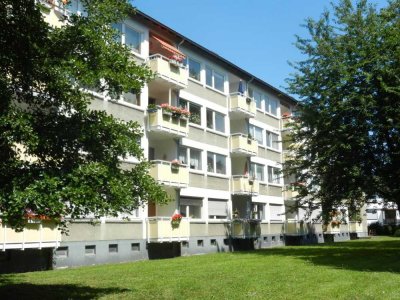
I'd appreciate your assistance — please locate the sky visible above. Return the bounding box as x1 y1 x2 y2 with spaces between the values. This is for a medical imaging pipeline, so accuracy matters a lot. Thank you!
133 0 388 96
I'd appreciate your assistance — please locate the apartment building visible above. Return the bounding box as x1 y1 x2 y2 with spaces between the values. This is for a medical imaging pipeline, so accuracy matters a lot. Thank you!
0 1 368 272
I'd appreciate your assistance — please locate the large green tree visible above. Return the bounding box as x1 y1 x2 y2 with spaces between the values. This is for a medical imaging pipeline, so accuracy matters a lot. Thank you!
285 0 400 221
0 0 169 231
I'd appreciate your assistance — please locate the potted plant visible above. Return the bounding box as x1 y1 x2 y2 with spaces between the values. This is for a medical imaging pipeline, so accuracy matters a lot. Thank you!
171 213 182 228
147 103 158 113
247 133 253 144
189 113 200 124
246 97 252 104
160 103 173 116
171 159 180 172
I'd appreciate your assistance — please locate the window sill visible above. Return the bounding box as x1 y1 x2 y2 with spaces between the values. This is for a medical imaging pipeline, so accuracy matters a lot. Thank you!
113 100 145 111
189 123 204 130
207 219 229 223
188 77 203 86
207 173 229 179
205 128 228 138
265 111 280 120
189 219 207 224
266 147 282 154
189 169 205 175
268 183 283 187
205 85 227 96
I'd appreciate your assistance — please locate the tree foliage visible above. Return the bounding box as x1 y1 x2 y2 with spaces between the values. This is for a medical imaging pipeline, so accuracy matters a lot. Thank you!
0 0 169 231
285 0 400 221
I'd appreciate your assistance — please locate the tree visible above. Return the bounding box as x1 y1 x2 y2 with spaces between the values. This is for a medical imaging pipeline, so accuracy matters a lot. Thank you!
0 0 169 232
285 0 400 222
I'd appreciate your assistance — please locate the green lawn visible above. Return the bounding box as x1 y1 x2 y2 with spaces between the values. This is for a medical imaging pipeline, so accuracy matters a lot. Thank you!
1 237 400 299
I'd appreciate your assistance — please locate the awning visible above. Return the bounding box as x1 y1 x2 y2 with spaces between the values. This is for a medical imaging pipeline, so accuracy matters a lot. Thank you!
150 35 186 61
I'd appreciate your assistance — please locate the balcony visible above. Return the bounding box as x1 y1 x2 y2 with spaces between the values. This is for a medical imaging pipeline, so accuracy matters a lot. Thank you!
230 134 258 157
284 220 309 235
146 217 190 242
229 93 256 119
349 221 364 233
147 108 189 138
149 160 189 188
231 219 261 239
0 221 61 251
147 54 188 89
231 175 259 195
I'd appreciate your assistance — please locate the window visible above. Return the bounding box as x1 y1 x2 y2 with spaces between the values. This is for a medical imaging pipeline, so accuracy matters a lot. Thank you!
197 240 204 247
206 109 225 133
266 97 278 116
268 166 281 184
253 90 263 109
249 125 263 145
250 163 264 181
113 23 141 53
109 244 118 253
208 199 228 219
85 245 96 255
66 0 86 15
180 197 202 219
188 58 201 81
266 131 280 150
179 147 202 170
206 66 225 92
252 203 265 220
131 243 140 251
270 205 283 221
207 152 226 174
55 247 68 258
179 99 201 125
122 91 140 105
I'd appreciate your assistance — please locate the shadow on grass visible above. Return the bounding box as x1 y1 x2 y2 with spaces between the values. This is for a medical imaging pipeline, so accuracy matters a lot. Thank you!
252 237 400 273
0 280 131 300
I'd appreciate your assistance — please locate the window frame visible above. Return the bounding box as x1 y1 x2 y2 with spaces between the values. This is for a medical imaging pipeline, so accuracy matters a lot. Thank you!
179 146 202 171
267 166 281 184
205 66 225 93
188 57 201 82
266 131 280 151
179 98 202 126
206 109 225 133
207 152 226 175
113 23 142 54
250 163 265 182
249 124 263 145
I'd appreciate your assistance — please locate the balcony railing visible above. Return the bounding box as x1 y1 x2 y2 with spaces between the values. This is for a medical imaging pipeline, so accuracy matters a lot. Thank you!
349 221 364 233
146 217 190 242
230 133 258 156
0 221 61 251
284 220 311 235
149 160 189 188
147 54 188 88
229 93 256 118
147 108 189 137
231 219 261 238
231 175 259 195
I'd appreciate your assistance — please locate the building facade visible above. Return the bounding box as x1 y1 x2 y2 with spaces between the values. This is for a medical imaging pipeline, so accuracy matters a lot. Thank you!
0 1 368 272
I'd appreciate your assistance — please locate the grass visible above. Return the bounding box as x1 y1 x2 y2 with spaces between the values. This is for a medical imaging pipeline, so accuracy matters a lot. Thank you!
1 236 400 299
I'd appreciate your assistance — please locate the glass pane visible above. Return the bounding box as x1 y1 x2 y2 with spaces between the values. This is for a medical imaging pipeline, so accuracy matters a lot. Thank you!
179 98 188 109
206 67 212 87
214 71 224 92
255 127 263 144
179 147 187 165
189 103 201 125
189 58 201 81
206 109 213 129
254 91 262 109
207 152 214 172
270 98 278 116
189 205 202 218
257 165 264 181
190 149 201 170
125 26 140 52
112 23 122 43
215 112 225 133
271 133 279 150
215 154 226 174
122 91 139 105
266 131 272 147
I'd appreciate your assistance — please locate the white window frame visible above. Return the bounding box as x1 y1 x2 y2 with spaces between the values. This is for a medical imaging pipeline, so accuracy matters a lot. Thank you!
205 66 225 93
268 166 281 184
206 109 225 133
179 146 202 171
113 23 142 54
179 98 202 126
266 131 280 151
249 125 263 146
188 57 201 82
207 152 226 175
250 163 265 182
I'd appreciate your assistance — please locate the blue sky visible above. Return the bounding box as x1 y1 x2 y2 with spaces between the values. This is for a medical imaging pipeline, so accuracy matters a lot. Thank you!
133 0 388 96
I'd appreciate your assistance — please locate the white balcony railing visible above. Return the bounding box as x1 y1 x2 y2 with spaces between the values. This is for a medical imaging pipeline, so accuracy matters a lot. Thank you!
149 160 189 188
146 217 190 242
231 175 259 195
230 133 258 156
147 108 189 137
147 54 189 88
229 93 256 118
0 221 61 251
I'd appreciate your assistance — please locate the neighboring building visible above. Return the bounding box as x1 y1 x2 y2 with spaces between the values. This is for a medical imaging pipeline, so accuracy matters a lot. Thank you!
0 1 368 272
366 199 400 226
